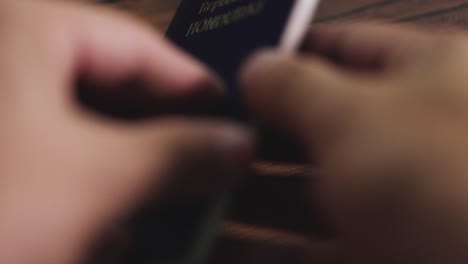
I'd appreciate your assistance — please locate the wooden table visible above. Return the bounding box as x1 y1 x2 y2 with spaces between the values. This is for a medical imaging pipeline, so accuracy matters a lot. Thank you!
94 1 468 263
107 0 468 31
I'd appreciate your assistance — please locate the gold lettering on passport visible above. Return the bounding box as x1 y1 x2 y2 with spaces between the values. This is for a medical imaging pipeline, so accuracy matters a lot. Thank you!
187 0 266 37
199 0 240 14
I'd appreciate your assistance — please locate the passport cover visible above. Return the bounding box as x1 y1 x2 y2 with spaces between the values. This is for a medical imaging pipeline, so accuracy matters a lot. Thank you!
166 0 310 120
155 1 317 264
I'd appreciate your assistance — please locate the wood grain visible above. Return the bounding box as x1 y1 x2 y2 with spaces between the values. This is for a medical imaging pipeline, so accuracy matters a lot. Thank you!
325 0 468 24
103 0 468 31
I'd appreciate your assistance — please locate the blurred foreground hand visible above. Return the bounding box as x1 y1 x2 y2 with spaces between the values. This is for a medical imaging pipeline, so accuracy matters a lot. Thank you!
0 1 252 263
241 23 468 264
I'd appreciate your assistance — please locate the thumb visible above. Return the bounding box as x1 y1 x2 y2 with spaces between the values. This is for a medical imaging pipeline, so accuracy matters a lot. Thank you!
240 50 365 149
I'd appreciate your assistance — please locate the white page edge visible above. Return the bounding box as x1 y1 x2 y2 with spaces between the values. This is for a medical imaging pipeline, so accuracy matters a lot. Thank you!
279 0 320 53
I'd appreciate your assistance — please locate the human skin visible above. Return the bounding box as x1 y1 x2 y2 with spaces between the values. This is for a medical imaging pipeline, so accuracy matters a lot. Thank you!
241 23 468 264
0 1 253 263
4 0 468 263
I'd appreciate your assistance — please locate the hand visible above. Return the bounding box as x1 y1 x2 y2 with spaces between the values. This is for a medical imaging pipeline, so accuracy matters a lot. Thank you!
241 23 468 264
0 1 252 263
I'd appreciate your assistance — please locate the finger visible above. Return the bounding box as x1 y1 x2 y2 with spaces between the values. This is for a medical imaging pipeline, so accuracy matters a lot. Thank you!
240 50 363 148
124 119 254 202
303 22 436 70
43 1 223 98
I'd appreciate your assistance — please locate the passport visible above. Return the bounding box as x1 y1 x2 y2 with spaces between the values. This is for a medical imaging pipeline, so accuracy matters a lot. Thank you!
166 0 319 120
135 1 321 264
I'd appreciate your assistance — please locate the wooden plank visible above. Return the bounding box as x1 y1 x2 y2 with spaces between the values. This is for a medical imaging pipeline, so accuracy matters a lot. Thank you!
103 0 181 30
315 0 383 20
326 0 468 24
98 0 468 31
401 3 468 29
225 172 328 238
208 234 334 264
105 0 391 31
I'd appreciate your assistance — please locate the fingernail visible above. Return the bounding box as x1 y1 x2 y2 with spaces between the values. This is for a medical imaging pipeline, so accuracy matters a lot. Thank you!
239 49 287 87
174 59 227 100
163 43 226 96
200 68 227 96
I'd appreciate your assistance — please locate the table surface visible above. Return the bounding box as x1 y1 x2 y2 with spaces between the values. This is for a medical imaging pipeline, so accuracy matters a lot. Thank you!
96 1 468 263
108 0 468 31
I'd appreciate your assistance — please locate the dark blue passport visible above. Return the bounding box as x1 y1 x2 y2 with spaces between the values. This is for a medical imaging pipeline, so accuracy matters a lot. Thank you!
141 1 320 264
166 0 318 120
